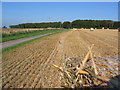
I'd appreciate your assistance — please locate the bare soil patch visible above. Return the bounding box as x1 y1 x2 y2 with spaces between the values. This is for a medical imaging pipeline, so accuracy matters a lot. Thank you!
2 29 118 88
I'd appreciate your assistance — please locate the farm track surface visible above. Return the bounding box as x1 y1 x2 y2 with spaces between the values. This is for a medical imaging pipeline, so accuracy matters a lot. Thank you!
2 29 118 88
1 33 52 49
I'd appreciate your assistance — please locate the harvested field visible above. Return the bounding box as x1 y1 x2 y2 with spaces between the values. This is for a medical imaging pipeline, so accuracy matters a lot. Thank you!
2 29 118 88
2 29 66 42
1 28 57 34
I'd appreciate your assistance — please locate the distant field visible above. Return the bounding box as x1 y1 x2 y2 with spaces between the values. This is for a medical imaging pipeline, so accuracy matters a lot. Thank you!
2 29 67 42
2 28 57 34
2 29 118 88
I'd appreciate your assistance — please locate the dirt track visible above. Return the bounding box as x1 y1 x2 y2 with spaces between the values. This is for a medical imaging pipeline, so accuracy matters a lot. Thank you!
1 33 51 49
2 29 118 88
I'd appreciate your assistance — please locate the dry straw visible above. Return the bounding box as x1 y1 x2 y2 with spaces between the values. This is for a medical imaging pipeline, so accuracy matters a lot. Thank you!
52 44 115 88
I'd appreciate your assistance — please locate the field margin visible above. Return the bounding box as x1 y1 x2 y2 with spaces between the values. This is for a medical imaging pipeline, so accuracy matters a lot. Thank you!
1 30 69 53
2 29 66 42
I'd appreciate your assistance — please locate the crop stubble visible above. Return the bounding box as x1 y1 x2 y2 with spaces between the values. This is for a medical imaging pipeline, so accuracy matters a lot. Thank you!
2 29 118 88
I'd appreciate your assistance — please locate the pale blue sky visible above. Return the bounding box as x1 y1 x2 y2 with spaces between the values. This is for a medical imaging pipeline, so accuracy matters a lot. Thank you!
2 2 118 27
1 0 120 2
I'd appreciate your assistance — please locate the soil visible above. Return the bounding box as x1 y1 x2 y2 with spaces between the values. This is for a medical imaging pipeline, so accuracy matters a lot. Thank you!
2 29 118 88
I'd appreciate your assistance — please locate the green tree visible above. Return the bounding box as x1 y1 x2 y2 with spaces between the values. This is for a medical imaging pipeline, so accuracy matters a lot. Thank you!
62 21 71 28
9 20 119 29
2 26 7 28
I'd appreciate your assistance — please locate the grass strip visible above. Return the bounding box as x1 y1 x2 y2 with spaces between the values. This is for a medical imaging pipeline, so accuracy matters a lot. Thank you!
1 30 69 53
2 29 66 42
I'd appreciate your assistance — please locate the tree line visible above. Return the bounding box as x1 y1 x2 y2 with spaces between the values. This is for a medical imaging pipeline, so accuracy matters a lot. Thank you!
9 20 120 29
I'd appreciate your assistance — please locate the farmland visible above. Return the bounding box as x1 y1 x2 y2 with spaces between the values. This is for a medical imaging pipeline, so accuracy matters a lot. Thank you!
2 29 118 88
2 28 66 42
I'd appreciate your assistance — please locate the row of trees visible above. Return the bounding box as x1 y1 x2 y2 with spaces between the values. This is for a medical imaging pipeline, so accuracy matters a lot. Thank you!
9 20 120 29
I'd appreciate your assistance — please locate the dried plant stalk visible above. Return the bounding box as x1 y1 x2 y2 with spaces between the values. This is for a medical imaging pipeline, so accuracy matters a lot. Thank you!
77 44 94 74
90 49 98 75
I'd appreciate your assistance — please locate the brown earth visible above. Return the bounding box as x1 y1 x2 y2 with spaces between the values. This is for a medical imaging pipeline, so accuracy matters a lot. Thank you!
1 28 58 34
2 29 118 88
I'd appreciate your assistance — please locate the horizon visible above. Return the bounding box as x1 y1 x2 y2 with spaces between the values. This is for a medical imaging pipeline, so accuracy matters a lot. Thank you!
2 2 118 27
3 19 118 28
8 19 117 25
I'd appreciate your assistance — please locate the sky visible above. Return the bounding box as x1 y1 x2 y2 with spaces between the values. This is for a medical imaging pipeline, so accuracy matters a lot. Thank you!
1 0 120 2
2 2 119 27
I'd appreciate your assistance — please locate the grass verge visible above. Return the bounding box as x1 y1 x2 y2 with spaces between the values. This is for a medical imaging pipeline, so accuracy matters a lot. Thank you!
2 29 67 42
2 30 69 53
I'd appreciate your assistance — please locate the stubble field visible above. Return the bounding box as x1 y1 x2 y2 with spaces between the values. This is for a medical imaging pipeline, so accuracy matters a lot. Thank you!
2 29 118 88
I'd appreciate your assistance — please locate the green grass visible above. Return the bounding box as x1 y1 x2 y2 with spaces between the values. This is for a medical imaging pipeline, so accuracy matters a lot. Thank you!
2 29 67 42
2 29 69 53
